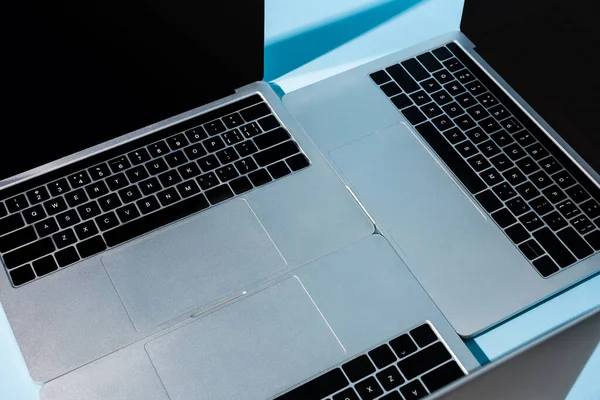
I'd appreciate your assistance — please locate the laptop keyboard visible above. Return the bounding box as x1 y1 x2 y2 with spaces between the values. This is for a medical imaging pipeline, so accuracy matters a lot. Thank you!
274 322 465 400
370 42 600 278
0 94 310 287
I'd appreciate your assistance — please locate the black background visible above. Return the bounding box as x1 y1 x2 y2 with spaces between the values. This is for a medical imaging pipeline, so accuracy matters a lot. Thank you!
0 0 264 181
462 0 600 175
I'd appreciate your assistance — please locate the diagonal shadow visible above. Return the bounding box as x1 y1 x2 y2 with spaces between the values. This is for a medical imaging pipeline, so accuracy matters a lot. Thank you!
264 0 424 81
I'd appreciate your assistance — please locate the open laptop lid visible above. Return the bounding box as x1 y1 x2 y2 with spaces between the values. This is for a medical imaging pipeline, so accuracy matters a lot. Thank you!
429 306 600 400
0 0 264 183
461 0 600 178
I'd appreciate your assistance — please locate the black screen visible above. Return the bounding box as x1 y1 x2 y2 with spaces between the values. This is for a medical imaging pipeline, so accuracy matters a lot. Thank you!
461 0 600 175
0 1 264 181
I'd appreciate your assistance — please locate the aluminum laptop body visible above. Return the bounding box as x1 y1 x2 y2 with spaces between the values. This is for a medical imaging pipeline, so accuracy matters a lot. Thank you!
0 1 479 399
283 0 600 337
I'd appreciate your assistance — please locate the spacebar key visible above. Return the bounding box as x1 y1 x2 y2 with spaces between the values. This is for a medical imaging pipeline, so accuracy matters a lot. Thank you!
103 193 210 247
415 122 486 194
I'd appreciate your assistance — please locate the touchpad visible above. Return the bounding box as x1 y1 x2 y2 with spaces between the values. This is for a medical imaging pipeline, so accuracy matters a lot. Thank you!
145 276 346 400
330 123 485 261
102 199 287 332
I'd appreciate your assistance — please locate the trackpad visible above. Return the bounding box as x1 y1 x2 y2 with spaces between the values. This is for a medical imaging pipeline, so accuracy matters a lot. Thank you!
145 277 345 400
102 199 286 332
330 123 484 260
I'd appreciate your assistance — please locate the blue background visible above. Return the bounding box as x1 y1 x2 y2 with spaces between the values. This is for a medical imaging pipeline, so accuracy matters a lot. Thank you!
1 0 599 398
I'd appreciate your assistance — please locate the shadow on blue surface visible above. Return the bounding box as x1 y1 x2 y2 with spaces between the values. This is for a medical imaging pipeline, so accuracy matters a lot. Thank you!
264 0 424 82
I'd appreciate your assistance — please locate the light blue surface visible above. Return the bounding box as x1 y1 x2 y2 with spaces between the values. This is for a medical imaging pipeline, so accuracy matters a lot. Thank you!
1 0 599 398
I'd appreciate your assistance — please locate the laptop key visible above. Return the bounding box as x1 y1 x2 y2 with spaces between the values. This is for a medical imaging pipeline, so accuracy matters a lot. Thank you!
519 239 544 260
254 129 291 150
468 154 490 172
392 94 413 110
519 212 544 232
166 133 189 151
6 194 28 213
417 52 443 72
490 154 513 172
165 150 188 168
410 324 437 347
106 172 131 190
543 211 568 231
533 256 560 277
376 365 405 391
422 361 464 393
185 126 208 143
257 115 280 132
53 229 77 249
516 157 539 175
23 204 47 224
492 183 516 201
34 218 59 238
369 344 397 369
386 64 419 93
85 181 109 199
443 128 466 145
157 188 181 207
95 212 120 232
343 355 375 382
89 163 112 181
254 141 300 167
389 334 417 359
432 115 454 131
443 58 463 72
158 170 183 188
136 196 161 215
355 376 383 400
3 237 55 269
286 154 310 172
475 190 502 213
580 199 600 219
333 388 359 400
430 90 453 106
381 82 402 97
65 188 89 208
127 148 151 166
370 70 391 85
533 228 576 267
239 103 270 122
410 90 431 106
26 187 50 205
9 265 36 286
204 184 233 206
398 342 451 380
402 58 430 81
415 122 486 193
55 247 80 268
505 224 530 244
275 368 348 400
48 178 70 197
125 165 150 183
566 185 591 204
400 380 429 399
77 236 107 258
0 226 37 253
32 255 58 277
115 204 140 224
491 208 517 228
56 209 81 229
230 177 253 195
530 196 554 216
552 170 575 189
74 220 100 240
557 227 593 259
402 106 427 125
421 78 442 94
68 171 91 189
585 231 600 251
108 156 131 174
204 119 227 136
176 180 201 199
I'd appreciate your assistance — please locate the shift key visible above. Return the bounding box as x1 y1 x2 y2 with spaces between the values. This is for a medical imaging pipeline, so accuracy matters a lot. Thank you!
3 238 55 269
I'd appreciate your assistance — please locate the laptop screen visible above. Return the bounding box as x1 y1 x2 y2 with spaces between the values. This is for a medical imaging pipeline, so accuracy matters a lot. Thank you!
0 1 264 182
461 0 600 176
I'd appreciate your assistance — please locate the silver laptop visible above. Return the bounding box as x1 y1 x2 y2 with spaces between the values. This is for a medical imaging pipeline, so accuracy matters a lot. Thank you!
1 1 481 399
275 305 600 400
283 0 600 337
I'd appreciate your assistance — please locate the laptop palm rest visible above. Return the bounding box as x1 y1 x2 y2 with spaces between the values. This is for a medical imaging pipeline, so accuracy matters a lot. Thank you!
330 123 485 261
101 199 287 332
144 276 345 400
